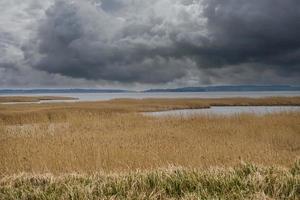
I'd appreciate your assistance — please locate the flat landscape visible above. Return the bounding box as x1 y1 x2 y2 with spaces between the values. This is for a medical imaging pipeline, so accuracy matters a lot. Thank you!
0 96 300 199
3 0 300 198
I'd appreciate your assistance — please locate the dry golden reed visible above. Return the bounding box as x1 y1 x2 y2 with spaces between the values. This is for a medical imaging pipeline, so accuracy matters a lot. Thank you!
0 97 299 175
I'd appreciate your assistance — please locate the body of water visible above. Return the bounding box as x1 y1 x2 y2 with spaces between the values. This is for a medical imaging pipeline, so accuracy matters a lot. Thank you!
0 91 299 102
145 106 300 117
1 91 299 115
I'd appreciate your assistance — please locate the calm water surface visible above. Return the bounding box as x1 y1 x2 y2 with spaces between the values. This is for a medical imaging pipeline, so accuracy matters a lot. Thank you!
145 106 300 117
1 91 299 115
1 91 299 102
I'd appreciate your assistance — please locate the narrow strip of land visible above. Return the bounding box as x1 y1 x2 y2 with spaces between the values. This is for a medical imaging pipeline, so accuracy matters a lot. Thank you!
0 96 77 103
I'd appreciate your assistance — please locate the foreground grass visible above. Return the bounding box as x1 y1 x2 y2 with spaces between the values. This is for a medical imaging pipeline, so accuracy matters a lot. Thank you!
1 162 299 200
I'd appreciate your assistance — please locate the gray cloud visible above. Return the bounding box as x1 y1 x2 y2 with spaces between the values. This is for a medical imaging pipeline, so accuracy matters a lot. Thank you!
1 0 300 87
28 0 202 84
201 0 300 68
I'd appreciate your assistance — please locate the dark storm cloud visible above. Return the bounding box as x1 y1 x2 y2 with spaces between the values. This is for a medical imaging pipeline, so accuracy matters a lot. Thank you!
31 0 192 83
199 0 300 69
100 0 126 12
1 0 300 87
29 0 300 84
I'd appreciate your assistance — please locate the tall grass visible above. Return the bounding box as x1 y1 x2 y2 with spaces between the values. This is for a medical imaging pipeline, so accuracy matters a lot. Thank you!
1 109 299 174
1 162 299 199
0 97 299 199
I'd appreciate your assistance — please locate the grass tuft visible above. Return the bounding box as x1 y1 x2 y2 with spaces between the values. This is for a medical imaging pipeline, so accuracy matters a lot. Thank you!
1 163 299 200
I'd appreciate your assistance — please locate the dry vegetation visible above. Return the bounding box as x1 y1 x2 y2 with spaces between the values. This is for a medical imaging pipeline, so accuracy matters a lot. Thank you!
1 110 300 174
0 96 300 199
1 162 299 200
0 96 300 124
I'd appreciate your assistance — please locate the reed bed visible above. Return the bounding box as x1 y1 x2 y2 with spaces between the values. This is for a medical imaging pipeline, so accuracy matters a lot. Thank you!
0 97 299 199
0 106 299 174
0 96 300 125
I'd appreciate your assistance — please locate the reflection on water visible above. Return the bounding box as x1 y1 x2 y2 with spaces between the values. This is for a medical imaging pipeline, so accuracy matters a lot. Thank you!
145 106 300 117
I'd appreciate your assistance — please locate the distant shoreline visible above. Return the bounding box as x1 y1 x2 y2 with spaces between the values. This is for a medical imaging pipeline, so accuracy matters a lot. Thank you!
0 96 78 103
0 85 300 94
1 96 300 106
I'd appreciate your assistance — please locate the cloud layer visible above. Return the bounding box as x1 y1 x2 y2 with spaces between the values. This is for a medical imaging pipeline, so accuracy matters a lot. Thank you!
0 0 300 87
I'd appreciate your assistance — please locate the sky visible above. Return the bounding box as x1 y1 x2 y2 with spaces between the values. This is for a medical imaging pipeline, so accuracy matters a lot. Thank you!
0 0 299 89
